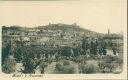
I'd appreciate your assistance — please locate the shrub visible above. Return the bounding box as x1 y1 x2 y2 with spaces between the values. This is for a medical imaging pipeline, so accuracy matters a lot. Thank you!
79 63 97 74
63 60 70 65
39 62 48 73
98 55 123 73
84 64 96 73
22 58 35 73
76 55 88 63
98 61 115 73
55 62 63 71
62 65 76 74
55 60 77 74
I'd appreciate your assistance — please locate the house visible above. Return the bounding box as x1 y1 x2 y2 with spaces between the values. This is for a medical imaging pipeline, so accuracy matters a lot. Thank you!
39 37 50 42
22 36 30 41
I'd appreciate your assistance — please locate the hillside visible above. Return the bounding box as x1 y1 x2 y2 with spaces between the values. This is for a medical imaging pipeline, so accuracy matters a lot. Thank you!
2 23 123 74
2 23 123 48
37 23 100 36
2 23 103 48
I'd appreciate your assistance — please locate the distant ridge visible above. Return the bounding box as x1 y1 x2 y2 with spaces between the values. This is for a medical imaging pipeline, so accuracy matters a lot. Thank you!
2 23 123 38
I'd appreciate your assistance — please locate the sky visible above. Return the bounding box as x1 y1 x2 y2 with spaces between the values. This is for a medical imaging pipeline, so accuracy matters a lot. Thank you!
0 0 127 34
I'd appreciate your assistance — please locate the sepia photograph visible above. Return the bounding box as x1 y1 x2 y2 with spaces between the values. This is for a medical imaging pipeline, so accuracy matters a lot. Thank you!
0 0 127 80
2 23 124 74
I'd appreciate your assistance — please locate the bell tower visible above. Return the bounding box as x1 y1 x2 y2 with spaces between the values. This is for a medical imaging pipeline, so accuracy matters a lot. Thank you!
108 29 110 35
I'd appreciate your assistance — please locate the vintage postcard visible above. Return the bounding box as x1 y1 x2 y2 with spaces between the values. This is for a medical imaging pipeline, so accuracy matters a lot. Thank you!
0 0 127 80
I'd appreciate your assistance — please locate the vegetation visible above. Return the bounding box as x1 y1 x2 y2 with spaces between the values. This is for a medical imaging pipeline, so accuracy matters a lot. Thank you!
55 60 77 74
2 58 16 74
80 63 97 74
98 55 123 73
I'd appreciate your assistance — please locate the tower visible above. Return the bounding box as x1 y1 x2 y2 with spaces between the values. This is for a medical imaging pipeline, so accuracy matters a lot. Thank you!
108 29 110 35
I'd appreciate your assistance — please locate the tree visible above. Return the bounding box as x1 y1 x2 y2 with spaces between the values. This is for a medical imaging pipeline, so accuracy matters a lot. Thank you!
2 57 16 74
2 42 11 64
90 41 97 55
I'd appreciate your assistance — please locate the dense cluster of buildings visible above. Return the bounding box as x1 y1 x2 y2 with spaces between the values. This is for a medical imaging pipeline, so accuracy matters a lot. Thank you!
2 24 123 50
2 24 87 49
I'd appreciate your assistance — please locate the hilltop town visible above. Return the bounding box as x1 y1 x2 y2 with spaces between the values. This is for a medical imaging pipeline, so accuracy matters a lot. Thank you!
2 23 123 74
2 23 99 48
